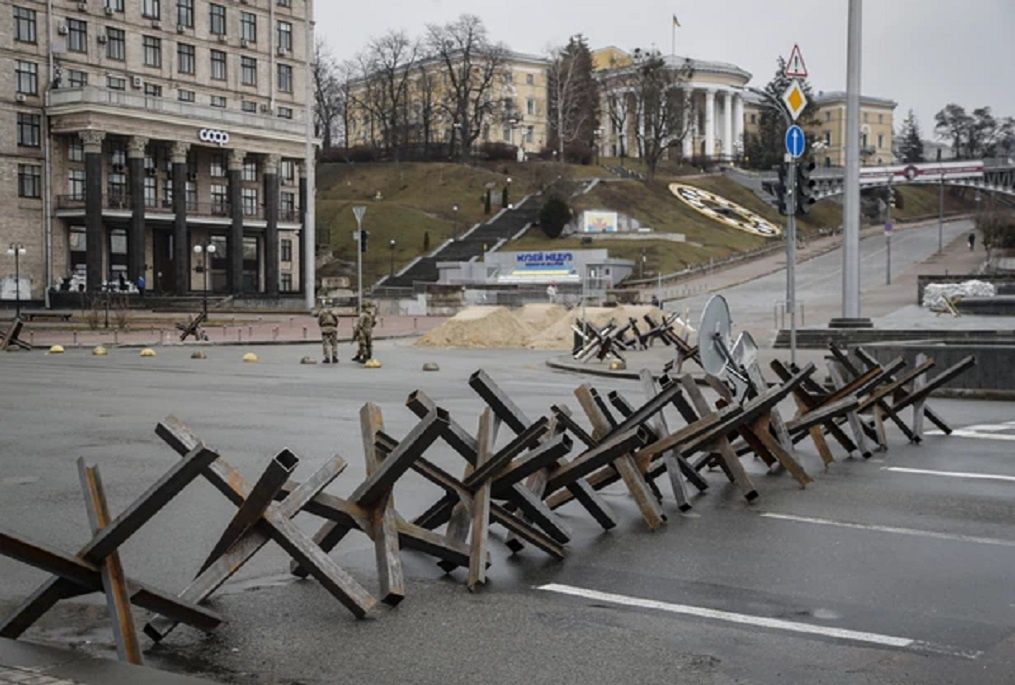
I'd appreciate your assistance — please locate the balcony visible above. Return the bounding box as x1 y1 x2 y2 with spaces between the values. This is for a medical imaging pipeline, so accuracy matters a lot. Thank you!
48 86 307 138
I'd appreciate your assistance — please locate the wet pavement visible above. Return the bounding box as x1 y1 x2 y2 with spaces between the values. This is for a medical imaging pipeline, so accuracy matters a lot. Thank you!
0 341 1012 684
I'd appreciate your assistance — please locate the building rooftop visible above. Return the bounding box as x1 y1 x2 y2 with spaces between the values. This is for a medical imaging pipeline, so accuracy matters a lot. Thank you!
813 90 898 109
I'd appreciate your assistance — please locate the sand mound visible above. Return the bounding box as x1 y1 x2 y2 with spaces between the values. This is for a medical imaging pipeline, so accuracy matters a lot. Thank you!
416 306 536 348
516 303 569 330
526 305 693 350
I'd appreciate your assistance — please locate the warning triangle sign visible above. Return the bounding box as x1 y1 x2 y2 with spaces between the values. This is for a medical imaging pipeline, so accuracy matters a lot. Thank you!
785 44 808 78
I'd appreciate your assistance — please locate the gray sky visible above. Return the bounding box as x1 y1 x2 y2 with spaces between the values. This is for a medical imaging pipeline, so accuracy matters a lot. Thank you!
317 0 1015 138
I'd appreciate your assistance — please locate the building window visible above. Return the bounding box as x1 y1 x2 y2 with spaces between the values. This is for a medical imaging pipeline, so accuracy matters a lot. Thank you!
241 56 257 86
526 73 534 85
107 75 126 90
15 60 38 95
878 113 884 124
143 36 162 67
106 0 124 11
877 133 884 149
111 146 126 168
210 184 228 213
144 83 163 98
277 106 293 119
176 43 195 74
18 165 41 198
242 159 257 182
277 0 291 7
144 177 158 207
106 27 125 60
68 139 84 162
68 170 85 201
241 12 256 42
210 155 226 177
280 239 293 263
241 100 257 113
143 0 160 19
178 89 195 102
241 188 258 216
281 191 295 218
209 4 226 36
526 98 535 115
210 95 226 108
14 6 37 43
108 173 126 204
749 113 756 124
525 126 534 144
210 50 226 80
281 160 295 183
863 112 869 123
280 272 292 292
277 63 292 93
17 113 41 147
68 69 88 87
162 177 173 208
67 19 87 53
186 181 197 210
277 21 292 51
177 0 193 28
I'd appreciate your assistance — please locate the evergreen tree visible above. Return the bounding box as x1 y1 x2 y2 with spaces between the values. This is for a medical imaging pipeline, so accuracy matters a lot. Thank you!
547 35 599 163
898 109 925 163
743 57 817 170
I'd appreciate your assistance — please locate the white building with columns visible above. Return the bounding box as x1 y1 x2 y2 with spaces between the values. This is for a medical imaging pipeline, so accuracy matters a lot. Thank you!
592 47 750 164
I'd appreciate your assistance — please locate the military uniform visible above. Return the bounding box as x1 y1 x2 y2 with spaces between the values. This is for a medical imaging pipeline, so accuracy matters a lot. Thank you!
352 304 376 363
317 308 339 363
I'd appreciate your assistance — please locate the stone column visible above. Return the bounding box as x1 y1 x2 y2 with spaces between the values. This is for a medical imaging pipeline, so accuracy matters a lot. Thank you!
228 149 245 294
704 89 716 160
733 94 745 157
722 91 734 160
263 154 280 297
682 88 695 159
127 136 148 284
81 130 105 292
298 162 308 296
171 142 190 294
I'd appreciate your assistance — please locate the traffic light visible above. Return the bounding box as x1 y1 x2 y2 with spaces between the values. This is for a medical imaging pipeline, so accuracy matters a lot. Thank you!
795 161 816 215
359 229 369 253
774 163 790 215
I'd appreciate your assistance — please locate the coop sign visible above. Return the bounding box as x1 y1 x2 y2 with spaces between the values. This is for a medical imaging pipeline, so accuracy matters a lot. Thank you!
198 128 231 146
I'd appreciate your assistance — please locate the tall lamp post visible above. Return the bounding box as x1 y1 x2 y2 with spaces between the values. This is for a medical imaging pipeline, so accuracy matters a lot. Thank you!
452 204 460 241
6 243 26 319
388 239 396 277
192 242 217 319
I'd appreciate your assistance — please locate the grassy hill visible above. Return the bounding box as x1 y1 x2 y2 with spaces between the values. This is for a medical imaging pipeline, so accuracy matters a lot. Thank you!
315 161 976 285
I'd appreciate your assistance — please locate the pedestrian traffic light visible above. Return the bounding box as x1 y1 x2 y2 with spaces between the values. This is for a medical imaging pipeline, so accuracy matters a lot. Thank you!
795 161 816 215
775 163 790 215
359 229 369 253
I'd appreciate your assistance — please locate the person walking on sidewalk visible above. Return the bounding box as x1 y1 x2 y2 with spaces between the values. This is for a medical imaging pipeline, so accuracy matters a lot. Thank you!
968 232 976 251
317 307 339 364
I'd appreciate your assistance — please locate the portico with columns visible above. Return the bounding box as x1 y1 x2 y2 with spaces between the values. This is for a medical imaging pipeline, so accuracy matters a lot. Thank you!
47 105 307 298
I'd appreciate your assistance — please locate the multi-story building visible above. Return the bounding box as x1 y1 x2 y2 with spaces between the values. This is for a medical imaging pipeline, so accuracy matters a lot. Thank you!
346 50 550 157
2 0 315 303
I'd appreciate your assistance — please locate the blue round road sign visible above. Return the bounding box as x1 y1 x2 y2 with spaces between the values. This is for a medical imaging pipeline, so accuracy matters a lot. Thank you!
785 125 806 158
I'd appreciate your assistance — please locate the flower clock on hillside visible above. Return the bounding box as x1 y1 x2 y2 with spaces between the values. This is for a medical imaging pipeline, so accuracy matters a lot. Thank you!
669 183 782 237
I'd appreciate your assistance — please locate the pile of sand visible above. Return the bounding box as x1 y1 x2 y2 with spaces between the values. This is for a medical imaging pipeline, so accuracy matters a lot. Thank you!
415 306 536 348
516 303 569 330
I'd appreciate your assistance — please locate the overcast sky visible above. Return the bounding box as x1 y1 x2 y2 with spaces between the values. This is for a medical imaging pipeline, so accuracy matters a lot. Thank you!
317 0 1015 139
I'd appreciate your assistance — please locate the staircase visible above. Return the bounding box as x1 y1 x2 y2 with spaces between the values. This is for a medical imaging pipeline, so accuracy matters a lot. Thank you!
380 194 541 289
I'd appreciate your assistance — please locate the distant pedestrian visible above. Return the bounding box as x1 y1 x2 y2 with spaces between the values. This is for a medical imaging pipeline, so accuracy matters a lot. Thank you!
317 307 339 364
546 283 558 304
651 294 661 308
968 232 976 251
136 275 145 298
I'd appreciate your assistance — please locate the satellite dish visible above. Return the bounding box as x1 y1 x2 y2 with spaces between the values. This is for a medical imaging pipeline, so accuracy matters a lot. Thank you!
697 295 733 377
731 331 758 370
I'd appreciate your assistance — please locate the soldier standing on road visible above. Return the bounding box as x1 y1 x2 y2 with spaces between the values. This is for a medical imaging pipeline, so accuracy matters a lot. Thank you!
352 302 377 363
317 307 339 364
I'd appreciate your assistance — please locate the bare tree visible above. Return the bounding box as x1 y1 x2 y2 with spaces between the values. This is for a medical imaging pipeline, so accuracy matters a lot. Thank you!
426 15 508 161
605 91 631 158
311 39 342 151
547 35 599 163
628 50 694 179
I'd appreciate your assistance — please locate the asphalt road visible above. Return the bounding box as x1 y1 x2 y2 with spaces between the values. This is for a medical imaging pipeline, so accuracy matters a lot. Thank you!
0 342 1012 684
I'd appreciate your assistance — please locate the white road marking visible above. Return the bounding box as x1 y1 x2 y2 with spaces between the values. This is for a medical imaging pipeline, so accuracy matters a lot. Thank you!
537 583 979 659
882 466 1015 483
926 422 1015 441
760 512 1015 548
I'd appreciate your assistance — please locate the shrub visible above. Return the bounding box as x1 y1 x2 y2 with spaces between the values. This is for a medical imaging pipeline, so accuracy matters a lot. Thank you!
539 196 572 238
477 142 518 161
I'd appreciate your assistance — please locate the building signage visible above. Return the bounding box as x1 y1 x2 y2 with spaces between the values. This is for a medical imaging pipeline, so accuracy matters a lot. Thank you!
582 210 619 233
198 128 231 146
500 251 578 283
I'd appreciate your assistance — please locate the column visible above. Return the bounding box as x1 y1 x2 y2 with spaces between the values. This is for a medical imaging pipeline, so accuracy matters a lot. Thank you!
263 154 280 297
704 89 716 160
81 130 105 292
733 94 745 158
682 88 695 159
171 142 190 294
127 136 148 284
298 162 308 296
228 149 245 294
722 91 734 160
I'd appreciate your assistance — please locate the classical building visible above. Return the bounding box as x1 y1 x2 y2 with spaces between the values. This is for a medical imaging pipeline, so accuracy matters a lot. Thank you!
2 0 316 303
346 50 550 156
592 47 749 163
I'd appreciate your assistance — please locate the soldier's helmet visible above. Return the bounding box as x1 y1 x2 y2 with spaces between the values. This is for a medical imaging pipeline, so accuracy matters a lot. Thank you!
363 301 375 310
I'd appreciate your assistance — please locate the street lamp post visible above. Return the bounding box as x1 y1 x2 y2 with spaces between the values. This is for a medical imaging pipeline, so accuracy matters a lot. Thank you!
6 243 26 319
452 204 460 241
504 177 512 209
192 243 217 319
388 239 396 278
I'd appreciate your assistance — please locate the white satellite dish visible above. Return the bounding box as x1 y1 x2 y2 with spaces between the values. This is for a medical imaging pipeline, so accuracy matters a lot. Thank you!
731 330 758 370
697 295 734 377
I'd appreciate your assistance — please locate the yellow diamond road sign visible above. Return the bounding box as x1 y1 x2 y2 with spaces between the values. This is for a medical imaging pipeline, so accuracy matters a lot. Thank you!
782 79 808 121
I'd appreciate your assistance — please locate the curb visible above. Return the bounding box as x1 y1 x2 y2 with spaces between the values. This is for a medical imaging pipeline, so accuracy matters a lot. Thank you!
23 333 423 351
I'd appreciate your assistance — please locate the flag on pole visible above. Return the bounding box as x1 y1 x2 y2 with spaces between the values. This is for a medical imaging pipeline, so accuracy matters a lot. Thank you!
672 13 681 27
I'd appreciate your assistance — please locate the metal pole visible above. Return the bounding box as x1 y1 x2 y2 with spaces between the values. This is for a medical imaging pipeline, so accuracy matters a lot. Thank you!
886 233 891 285
842 0 863 319
938 174 944 253
355 217 363 315
786 159 797 365
202 252 209 319
14 249 21 320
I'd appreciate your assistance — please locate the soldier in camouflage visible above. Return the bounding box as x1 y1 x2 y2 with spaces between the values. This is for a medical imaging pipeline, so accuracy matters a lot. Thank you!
317 307 339 364
352 302 377 363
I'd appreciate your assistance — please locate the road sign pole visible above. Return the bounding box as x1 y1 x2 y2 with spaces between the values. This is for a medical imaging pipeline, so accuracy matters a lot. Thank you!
886 233 891 285
938 175 944 254
352 205 366 315
786 158 797 365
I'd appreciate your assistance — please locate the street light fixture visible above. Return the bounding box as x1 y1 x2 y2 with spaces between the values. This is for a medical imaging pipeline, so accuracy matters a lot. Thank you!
192 242 217 319
6 243 26 319
452 204 459 241
388 239 396 277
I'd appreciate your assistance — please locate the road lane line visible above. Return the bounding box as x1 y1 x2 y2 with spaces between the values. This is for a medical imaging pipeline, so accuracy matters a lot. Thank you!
882 466 1015 483
537 583 980 659
926 422 1015 441
760 512 1015 548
